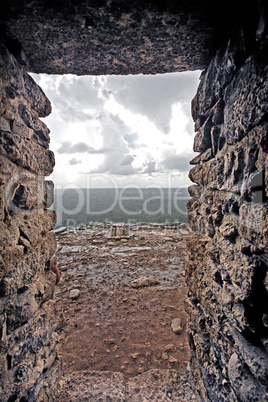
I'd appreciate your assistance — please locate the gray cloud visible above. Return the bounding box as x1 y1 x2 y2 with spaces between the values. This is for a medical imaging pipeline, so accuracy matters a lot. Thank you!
31 74 105 123
90 113 136 175
111 164 136 176
160 150 195 172
140 158 158 175
120 154 134 166
58 141 114 155
69 158 81 165
103 72 200 134
57 141 92 154
87 147 113 154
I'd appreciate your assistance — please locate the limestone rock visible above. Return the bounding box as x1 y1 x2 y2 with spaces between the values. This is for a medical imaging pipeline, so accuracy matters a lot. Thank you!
131 277 160 289
171 318 182 334
130 353 139 359
69 289 80 300
164 344 177 352
161 352 169 360
54 226 67 234
169 356 178 363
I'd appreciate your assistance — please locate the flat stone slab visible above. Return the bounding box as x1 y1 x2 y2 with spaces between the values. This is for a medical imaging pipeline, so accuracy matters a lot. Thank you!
110 246 152 253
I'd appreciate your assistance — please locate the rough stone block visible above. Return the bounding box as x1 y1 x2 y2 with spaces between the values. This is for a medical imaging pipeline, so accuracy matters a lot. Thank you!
18 210 57 246
8 179 54 212
224 58 268 144
193 117 213 153
238 203 267 246
0 44 51 117
18 103 50 148
0 131 54 175
190 148 213 165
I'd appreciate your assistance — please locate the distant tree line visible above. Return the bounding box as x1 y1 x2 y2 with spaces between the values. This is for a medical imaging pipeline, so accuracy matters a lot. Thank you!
52 187 190 228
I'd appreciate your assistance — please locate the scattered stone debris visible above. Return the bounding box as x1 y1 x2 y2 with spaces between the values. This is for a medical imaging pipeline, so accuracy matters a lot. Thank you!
69 289 80 300
130 353 140 359
131 276 160 288
164 344 177 352
169 356 179 363
171 318 183 334
162 353 169 360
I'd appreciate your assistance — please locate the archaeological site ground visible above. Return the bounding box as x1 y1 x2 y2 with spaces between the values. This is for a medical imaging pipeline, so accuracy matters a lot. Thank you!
0 1 267 401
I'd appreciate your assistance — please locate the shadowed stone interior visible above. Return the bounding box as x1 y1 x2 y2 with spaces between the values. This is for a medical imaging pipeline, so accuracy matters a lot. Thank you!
1 0 258 75
0 0 267 400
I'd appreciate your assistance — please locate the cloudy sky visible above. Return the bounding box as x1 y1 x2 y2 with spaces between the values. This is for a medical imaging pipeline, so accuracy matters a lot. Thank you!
31 71 201 189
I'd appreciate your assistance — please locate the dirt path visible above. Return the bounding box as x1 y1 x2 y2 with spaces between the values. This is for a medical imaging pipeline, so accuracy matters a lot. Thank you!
54 224 195 400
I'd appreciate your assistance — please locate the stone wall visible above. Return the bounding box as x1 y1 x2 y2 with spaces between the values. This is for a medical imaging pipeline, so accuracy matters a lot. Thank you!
0 44 61 401
186 11 268 401
0 1 267 400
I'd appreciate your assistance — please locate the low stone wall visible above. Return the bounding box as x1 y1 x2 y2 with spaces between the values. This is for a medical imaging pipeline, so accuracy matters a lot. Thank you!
186 13 268 401
0 44 61 401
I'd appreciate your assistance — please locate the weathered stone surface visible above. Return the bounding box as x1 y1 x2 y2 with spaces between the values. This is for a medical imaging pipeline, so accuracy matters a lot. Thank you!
55 224 191 384
193 117 213 153
0 43 51 117
8 179 54 212
2 1 217 76
0 231 57 297
0 131 54 175
2 1 260 77
0 43 60 401
187 9 268 401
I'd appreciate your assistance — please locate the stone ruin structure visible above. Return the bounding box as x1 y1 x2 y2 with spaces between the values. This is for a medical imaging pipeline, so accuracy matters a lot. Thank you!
0 0 267 400
111 224 130 239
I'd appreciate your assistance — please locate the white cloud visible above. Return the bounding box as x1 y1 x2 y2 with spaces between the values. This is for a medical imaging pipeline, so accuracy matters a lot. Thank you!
102 72 200 134
88 113 135 175
31 71 201 188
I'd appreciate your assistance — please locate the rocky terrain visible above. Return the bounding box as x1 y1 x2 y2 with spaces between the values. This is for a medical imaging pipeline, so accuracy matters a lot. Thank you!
54 223 196 400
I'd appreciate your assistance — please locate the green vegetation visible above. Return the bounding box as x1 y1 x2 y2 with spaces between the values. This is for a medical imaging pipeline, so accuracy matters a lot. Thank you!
52 187 190 228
